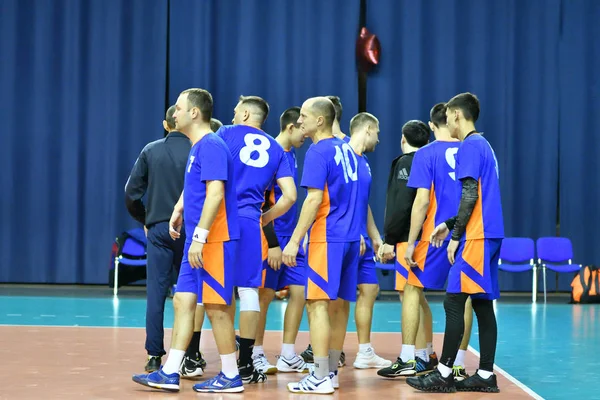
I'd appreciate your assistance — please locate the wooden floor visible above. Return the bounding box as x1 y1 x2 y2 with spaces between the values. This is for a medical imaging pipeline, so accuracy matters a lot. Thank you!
1 326 531 400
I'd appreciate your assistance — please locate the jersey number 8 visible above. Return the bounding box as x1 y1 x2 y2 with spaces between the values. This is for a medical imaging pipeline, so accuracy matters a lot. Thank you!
240 133 271 168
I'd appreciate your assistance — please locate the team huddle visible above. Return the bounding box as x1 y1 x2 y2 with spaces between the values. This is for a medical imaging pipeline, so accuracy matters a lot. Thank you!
130 89 504 394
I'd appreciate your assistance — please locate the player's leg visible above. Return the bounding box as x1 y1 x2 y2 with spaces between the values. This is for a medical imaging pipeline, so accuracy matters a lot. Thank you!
143 222 174 372
252 286 278 374
353 239 391 369
193 240 245 393
180 304 206 377
287 241 339 394
453 297 473 381
132 243 198 392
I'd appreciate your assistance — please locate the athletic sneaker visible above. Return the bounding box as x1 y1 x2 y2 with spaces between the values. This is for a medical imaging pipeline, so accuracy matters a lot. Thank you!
377 357 416 377
193 372 244 393
338 351 346 367
252 353 278 375
406 369 456 393
455 371 499 392
239 363 267 384
179 353 206 378
330 370 339 389
300 344 345 367
353 347 392 369
145 356 161 372
276 354 309 373
287 372 335 394
415 356 435 374
452 365 469 382
132 368 180 392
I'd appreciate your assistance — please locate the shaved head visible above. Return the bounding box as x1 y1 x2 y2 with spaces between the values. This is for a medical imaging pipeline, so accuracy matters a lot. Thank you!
305 97 336 128
298 97 336 141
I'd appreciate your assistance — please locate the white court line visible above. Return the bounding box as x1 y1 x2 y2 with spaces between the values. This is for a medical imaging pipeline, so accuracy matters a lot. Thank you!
468 346 544 400
6 314 22 317
40 315 56 317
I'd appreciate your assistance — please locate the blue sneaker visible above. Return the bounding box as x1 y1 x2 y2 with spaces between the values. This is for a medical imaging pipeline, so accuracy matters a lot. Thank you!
193 372 244 393
132 368 180 392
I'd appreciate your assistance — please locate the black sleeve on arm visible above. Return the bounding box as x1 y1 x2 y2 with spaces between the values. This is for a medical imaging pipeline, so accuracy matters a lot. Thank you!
124 150 149 225
261 193 280 248
451 178 479 241
383 156 417 245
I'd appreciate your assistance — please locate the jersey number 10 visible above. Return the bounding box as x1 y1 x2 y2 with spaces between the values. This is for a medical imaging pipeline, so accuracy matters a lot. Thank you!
334 143 358 183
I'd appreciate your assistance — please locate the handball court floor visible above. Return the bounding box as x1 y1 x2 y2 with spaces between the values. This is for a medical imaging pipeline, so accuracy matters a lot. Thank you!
0 286 598 400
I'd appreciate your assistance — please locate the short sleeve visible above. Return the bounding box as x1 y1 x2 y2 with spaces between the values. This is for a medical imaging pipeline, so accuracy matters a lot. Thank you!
407 148 432 189
275 149 293 180
300 147 328 190
456 141 482 181
200 137 229 182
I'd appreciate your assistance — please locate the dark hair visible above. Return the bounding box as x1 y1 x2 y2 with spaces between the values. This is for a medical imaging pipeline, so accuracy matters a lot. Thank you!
280 107 301 132
165 105 176 130
402 120 430 148
326 96 342 122
239 95 269 124
446 92 480 122
349 112 378 135
312 98 336 128
210 118 223 132
429 103 447 128
181 88 213 122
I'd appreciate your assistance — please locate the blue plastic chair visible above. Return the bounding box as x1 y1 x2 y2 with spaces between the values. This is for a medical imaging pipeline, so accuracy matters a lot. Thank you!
498 237 537 302
536 237 582 303
113 228 147 296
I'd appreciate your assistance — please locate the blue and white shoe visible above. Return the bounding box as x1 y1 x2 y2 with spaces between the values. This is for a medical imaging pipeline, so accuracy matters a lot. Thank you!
132 368 180 392
193 372 244 393
287 372 335 394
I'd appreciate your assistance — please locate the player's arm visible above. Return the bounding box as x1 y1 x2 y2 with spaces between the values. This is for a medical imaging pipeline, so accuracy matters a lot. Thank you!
407 188 430 245
449 177 479 240
169 191 184 240
196 180 224 234
261 177 297 226
261 193 280 248
290 188 323 246
366 205 382 243
124 147 149 225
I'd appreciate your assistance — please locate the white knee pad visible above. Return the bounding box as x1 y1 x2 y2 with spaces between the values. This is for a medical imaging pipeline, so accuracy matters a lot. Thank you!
238 287 260 312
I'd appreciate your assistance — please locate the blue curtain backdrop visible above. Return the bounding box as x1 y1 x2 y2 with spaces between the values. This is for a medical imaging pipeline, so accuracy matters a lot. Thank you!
0 0 597 290
0 0 169 283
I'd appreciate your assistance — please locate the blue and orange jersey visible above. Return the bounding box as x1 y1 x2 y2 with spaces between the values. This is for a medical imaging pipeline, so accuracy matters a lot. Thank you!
455 134 504 240
267 148 298 236
217 125 293 221
407 140 461 242
184 133 239 242
300 137 361 243
355 153 372 237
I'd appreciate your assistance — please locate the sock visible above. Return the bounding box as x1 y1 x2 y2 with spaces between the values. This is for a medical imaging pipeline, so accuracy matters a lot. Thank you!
162 349 185 375
314 356 329 380
238 338 255 367
416 348 428 362
186 331 201 357
454 349 466 368
400 344 415 362
358 343 371 353
328 349 342 372
437 362 452 378
477 369 494 379
281 343 295 358
221 352 239 379
426 342 434 355
252 345 264 358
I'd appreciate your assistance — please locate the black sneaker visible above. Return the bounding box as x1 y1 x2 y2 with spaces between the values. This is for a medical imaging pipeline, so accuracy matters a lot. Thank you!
179 352 207 378
338 351 346 367
456 371 499 392
415 357 434 375
239 363 267 384
452 365 469 382
377 357 416 378
300 344 314 363
406 369 456 393
145 356 161 372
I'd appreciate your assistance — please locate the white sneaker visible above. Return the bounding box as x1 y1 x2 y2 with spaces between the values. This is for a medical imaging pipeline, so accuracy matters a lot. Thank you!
330 370 339 389
287 372 335 394
252 354 278 375
276 354 309 373
353 347 392 369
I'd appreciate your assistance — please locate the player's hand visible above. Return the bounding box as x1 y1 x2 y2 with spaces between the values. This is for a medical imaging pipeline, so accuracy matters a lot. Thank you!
370 237 383 256
282 240 300 267
430 223 450 248
404 242 418 267
188 241 204 269
378 243 395 263
144 226 148 237
169 207 183 240
268 246 283 271
360 235 366 257
447 239 459 265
